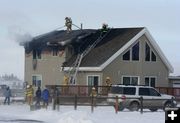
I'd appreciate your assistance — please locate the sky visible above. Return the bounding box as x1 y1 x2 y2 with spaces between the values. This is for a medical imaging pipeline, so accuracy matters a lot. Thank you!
0 0 179 80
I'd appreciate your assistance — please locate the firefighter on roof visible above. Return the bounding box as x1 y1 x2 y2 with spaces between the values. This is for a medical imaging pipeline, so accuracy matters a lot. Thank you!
101 23 108 36
65 17 72 32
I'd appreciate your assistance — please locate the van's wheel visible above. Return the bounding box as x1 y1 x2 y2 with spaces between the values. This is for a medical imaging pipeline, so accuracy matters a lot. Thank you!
129 102 139 111
149 108 158 112
164 102 173 111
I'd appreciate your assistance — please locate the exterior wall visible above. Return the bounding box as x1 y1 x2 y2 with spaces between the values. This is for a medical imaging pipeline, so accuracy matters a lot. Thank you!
25 50 65 88
103 35 169 87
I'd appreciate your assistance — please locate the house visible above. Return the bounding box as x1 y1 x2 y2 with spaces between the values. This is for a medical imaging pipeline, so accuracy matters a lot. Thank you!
22 27 174 89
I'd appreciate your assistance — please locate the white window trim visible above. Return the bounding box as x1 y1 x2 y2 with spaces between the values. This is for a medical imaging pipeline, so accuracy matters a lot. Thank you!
86 75 101 93
121 75 140 85
144 76 157 87
122 41 140 62
145 42 157 62
32 74 42 87
86 75 101 86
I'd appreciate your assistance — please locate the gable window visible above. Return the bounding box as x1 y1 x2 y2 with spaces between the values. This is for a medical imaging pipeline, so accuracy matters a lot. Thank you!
33 49 41 59
145 43 156 62
122 76 139 85
145 77 156 87
123 42 139 61
32 75 42 87
132 42 139 60
123 50 130 60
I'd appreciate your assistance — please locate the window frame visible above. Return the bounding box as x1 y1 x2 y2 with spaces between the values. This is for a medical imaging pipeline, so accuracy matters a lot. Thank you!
32 74 42 87
122 42 140 61
122 75 140 85
145 42 156 62
144 76 157 87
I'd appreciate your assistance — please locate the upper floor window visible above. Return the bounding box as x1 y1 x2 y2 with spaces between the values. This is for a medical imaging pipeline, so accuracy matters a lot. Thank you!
123 42 139 61
145 43 156 62
33 49 41 59
52 48 58 56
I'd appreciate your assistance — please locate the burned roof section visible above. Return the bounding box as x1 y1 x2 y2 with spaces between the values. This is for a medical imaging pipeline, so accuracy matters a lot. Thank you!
23 29 97 53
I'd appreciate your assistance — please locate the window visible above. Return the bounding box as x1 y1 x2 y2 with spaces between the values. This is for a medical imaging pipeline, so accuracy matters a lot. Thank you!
123 87 136 95
139 88 160 96
145 43 156 62
88 76 99 87
139 88 150 96
33 49 41 59
123 50 130 60
110 87 123 94
132 42 139 60
151 51 156 61
123 76 139 85
145 77 156 87
149 88 161 96
123 42 139 61
52 48 58 56
32 75 42 87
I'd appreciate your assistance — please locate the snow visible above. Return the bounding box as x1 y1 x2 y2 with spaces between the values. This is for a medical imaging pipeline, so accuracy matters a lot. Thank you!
0 104 165 123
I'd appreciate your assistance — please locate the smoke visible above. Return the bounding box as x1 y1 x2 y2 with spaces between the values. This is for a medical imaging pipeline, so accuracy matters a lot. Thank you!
8 25 33 45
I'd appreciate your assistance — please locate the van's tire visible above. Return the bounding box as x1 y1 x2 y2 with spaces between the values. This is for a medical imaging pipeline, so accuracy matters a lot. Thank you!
164 101 173 111
149 108 158 112
129 102 140 111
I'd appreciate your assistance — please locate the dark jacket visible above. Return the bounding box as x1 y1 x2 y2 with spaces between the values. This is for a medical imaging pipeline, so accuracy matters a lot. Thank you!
36 88 41 98
4 87 11 97
42 89 49 100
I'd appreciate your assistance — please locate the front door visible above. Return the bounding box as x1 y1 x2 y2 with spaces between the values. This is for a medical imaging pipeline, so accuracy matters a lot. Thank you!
87 75 99 95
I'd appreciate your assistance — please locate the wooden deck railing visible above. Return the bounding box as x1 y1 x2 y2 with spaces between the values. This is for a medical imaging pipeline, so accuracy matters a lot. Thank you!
46 85 180 100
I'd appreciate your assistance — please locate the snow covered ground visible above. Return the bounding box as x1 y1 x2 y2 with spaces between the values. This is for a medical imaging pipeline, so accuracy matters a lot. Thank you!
0 104 165 123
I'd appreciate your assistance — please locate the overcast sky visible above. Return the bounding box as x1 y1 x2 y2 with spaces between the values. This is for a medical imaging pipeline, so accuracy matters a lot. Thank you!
0 0 179 80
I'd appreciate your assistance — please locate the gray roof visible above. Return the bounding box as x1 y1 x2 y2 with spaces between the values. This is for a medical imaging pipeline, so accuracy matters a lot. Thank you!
63 27 144 67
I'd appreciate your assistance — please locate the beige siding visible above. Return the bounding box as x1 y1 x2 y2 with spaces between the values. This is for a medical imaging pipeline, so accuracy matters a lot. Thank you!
25 50 65 88
103 35 169 87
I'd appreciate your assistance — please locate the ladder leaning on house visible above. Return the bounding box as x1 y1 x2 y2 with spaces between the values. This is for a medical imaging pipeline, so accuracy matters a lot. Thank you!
68 28 112 84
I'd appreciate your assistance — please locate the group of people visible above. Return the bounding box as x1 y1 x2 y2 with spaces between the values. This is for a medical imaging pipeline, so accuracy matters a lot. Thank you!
25 85 50 108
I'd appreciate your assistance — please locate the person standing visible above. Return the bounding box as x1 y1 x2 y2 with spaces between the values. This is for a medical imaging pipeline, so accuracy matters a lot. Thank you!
35 86 41 107
65 17 72 33
42 87 50 108
4 86 11 105
26 85 34 105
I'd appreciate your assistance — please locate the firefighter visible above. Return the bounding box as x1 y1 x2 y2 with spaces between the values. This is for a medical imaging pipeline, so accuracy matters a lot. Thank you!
105 77 112 92
101 23 108 36
90 87 97 97
26 85 34 105
105 76 112 86
65 17 72 32
63 75 69 85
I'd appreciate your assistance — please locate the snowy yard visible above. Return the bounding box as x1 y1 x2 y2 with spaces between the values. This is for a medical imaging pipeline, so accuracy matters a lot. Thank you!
0 104 165 123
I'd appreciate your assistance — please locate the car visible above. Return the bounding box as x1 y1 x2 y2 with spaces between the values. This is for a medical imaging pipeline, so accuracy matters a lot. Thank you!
107 85 177 111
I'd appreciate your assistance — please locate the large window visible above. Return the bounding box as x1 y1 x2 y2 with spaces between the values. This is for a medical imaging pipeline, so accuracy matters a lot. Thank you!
122 76 139 85
32 75 42 87
145 77 156 87
145 43 156 62
132 42 139 60
123 42 139 61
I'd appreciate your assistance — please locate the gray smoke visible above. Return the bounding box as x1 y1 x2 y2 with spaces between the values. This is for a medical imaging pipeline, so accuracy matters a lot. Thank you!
8 26 33 44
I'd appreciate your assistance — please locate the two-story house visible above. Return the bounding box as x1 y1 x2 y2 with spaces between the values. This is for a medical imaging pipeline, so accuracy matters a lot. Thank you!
22 27 173 89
